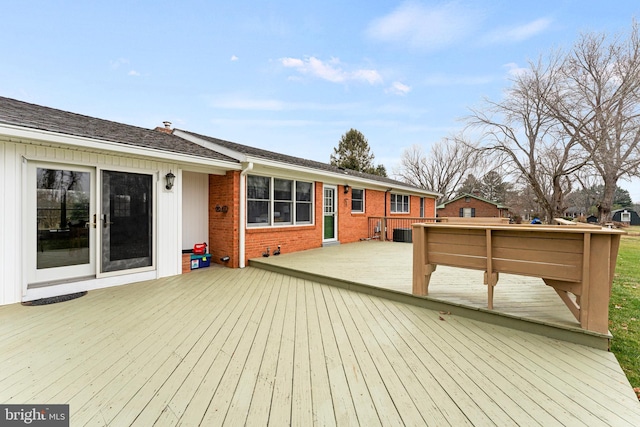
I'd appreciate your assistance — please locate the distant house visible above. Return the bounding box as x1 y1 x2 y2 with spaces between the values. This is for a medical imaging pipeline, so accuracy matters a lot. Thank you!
437 193 509 218
0 96 439 306
586 215 599 223
564 207 587 218
612 209 640 225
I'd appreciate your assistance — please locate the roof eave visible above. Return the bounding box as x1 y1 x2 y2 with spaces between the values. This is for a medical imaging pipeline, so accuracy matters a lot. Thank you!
0 123 241 170
173 129 440 197
246 155 441 197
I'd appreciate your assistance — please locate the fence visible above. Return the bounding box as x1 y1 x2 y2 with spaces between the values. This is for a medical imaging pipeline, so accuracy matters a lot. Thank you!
367 217 438 242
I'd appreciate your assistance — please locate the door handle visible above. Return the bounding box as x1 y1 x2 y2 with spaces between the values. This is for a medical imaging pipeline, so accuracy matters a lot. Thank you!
103 214 114 228
87 214 98 228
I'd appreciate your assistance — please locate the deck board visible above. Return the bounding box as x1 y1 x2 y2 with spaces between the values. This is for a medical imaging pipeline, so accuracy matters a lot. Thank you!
312 281 359 426
322 284 382 426
329 285 406 426
0 265 638 426
243 272 289 426
250 240 580 329
341 289 430 426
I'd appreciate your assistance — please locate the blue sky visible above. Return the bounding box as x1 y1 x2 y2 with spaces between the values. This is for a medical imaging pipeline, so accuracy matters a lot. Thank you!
2 0 640 201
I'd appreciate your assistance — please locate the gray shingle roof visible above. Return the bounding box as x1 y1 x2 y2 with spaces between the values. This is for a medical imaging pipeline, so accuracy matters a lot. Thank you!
179 129 433 191
0 96 237 163
437 193 509 209
0 96 438 195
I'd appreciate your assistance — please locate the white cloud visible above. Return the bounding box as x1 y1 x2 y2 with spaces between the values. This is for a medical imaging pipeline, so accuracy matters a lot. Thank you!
230 55 239 61
482 18 553 44
366 1 481 50
281 57 305 68
280 56 383 85
109 58 129 69
128 70 140 77
503 62 529 78
386 81 412 95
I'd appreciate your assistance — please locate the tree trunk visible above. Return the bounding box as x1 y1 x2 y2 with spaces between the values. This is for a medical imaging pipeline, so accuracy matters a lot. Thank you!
598 178 617 223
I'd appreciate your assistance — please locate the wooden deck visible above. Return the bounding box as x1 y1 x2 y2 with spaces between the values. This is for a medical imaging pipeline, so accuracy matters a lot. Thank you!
250 241 611 348
1 263 639 425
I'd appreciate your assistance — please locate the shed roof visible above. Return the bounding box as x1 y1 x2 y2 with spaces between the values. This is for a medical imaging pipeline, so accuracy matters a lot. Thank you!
437 193 509 209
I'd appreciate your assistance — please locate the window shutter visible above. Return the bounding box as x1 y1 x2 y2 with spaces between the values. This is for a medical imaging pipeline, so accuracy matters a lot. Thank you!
459 208 463 217
471 208 476 217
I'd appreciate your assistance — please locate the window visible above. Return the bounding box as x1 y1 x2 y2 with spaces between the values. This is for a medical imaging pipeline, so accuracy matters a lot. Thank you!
247 175 270 224
247 175 313 226
274 178 292 224
352 188 364 213
621 211 631 222
390 193 410 213
460 207 476 217
296 181 313 223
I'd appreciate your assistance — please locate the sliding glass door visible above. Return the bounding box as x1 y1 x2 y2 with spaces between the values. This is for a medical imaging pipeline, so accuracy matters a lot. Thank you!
28 165 155 286
28 164 96 284
101 171 153 272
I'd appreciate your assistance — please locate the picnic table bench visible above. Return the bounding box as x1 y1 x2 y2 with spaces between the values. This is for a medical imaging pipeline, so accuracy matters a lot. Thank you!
412 221 625 334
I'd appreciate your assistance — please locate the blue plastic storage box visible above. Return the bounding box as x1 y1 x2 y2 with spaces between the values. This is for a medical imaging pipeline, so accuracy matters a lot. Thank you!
190 253 211 269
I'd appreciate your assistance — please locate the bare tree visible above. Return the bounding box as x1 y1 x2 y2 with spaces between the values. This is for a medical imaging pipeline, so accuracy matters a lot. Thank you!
395 135 484 203
549 22 640 222
467 54 590 222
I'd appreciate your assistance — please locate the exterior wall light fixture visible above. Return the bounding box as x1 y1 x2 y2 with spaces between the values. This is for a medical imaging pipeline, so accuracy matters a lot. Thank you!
165 170 176 190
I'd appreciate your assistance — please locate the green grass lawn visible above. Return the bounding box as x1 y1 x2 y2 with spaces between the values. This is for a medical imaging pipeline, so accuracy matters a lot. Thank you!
610 233 640 398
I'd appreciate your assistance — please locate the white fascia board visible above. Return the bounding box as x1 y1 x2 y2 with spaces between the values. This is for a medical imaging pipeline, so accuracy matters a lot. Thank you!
173 129 247 163
0 124 241 170
246 156 441 198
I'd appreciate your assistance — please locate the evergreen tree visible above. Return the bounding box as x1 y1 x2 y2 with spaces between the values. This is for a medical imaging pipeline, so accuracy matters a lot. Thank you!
614 187 633 208
457 174 482 196
481 171 510 203
330 129 387 176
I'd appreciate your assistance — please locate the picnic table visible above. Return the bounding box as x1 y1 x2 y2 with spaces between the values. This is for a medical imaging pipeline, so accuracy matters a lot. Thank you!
412 221 625 334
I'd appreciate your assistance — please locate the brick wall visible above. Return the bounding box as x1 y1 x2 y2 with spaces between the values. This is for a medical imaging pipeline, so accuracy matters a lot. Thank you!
209 171 240 267
337 186 381 243
438 197 504 218
244 181 324 259
206 174 438 267
338 188 436 243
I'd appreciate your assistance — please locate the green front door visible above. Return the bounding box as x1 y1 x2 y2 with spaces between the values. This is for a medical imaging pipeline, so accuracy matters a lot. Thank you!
323 186 336 241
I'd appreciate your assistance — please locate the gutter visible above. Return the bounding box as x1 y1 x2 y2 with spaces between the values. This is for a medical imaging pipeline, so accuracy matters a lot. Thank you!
0 124 241 171
239 162 254 268
173 130 441 199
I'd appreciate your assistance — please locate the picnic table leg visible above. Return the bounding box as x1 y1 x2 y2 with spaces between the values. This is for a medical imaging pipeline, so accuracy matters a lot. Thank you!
579 234 614 334
412 225 436 296
484 229 499 309
484 272 499 310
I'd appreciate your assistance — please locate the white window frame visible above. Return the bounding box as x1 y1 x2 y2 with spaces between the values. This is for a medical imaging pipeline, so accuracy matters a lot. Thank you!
247 175 314 227
390 193 410 214
351 188 365 213
621 211 631 222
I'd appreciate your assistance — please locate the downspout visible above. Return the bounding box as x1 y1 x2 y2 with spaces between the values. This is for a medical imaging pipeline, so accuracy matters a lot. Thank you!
239 162 253 268
383 188 391 242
